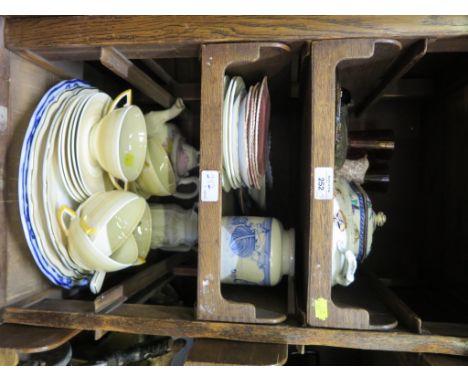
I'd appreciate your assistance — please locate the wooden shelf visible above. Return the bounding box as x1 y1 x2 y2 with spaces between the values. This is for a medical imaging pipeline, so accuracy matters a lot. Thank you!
2 299 468 357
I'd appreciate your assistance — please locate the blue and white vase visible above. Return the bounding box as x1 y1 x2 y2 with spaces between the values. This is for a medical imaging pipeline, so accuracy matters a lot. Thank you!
332 176 386 286
220 216 295 286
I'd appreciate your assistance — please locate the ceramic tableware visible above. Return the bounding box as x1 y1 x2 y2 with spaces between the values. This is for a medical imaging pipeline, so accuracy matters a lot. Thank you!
145 98 185 138
58 190 146 256
331 176 386 286
150 204 198 252
44 88 98 275
19 79 93 288
170 133 199 178
90 89 147 186
76 91 112 195
132 202 152 263
136 137 199 199
220 216 295 286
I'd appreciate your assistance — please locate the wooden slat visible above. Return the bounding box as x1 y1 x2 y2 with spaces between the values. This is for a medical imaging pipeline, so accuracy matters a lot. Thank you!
3 300 468 356
142 59 176 85
0 17 10 307
354 39 428 116
0 323 79 353
5 16 468 60
362 267 422 333
381 79 435 98
185 339 288 366
100 47 175 108
14 50 73 79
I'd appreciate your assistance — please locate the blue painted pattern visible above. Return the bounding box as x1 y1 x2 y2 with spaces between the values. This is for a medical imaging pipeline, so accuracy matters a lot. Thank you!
227 216 272 285
349 182 366 263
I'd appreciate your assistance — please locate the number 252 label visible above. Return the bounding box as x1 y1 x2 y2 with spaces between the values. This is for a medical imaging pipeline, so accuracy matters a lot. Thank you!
314 167 333 200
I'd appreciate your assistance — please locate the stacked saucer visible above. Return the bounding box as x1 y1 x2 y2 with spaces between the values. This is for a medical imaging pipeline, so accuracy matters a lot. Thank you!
222 76 271 193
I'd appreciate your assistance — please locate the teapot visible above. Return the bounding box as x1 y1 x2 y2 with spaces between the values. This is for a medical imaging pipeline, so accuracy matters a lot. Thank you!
331 175 386 286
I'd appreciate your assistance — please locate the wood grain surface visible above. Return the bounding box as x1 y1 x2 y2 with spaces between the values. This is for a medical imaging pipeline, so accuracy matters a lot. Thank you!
197 42 290 324
185 339 288 366
3 299 468 356
0 323 79 353
307 39 378 329
4 17 468 60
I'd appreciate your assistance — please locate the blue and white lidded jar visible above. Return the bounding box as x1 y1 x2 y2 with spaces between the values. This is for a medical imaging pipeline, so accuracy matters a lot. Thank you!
220 216 295 286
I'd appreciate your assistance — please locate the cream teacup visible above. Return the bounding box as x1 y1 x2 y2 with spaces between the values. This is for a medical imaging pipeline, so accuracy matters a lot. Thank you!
58 190 146 256
91 89 147 185
132 202 152 263
65 215 139 273
136 137 199 199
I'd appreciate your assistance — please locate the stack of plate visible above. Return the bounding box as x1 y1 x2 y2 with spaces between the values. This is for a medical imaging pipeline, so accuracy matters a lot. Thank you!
19 80 114 288
222 76 271 194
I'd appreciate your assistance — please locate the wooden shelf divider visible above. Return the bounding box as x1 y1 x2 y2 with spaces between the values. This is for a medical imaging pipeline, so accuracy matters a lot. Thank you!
306 39 402 330
197 42 291 324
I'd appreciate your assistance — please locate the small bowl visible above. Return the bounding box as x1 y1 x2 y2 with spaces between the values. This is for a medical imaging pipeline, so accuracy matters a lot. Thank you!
58 190 146 256
132 202 152 264
136 137 177 196
90 89 147 183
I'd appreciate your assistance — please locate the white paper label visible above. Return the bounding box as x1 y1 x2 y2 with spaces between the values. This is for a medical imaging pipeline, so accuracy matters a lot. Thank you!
314 167 333 200
201 170 219 202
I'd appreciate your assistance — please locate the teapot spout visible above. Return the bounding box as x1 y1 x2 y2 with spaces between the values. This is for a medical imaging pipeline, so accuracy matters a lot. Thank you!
145 98 186 134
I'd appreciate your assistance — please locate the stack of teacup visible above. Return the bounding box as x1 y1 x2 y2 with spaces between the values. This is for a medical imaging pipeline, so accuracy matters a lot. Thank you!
58 91 200 293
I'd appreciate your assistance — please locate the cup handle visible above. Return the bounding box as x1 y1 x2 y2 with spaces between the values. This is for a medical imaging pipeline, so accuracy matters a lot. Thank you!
57 206 76 237
106 89 132 114
108 172 129 192
57 205 96 238
90 271 106 294
173 176 199 200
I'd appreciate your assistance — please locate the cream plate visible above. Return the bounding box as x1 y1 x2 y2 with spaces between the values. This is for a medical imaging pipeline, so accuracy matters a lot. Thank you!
68 91 98 198
76 92 112 196
230 83 246 188
223 78 235 189
30 87 87 278
58 94 88 202
44 89 97 275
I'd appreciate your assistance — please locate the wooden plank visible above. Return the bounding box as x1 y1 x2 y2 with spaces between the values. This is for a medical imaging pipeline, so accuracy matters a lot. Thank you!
100 47 175 108
185 339 288 366
307 39 378 329
0 323 79 353
354 39 428 116
172 83 200 101
142 59 176 85
5 16 468 59
362 267 422 333
381 79 435 98
14 50 73 79
0 17 10 308
2 51 59 307
3 300 468 356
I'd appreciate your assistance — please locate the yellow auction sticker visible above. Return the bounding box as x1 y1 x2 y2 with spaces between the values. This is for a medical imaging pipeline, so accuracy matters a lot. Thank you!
315 297 328 321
